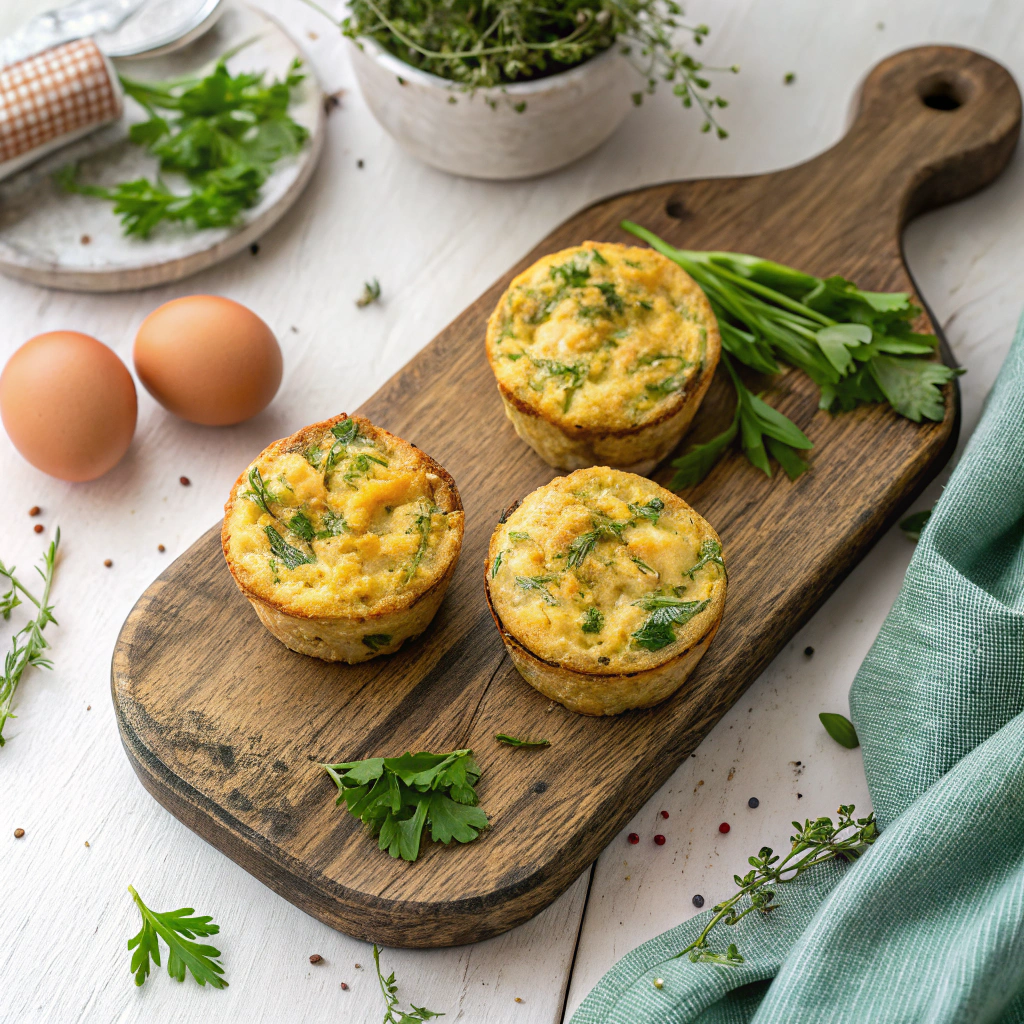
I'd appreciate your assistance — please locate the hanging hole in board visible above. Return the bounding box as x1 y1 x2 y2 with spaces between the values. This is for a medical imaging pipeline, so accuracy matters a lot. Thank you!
919 77 965 112
665 199 689 220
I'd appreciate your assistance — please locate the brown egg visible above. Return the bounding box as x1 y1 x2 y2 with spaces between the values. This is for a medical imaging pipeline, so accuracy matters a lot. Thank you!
0 331 137 482
134 296 283 426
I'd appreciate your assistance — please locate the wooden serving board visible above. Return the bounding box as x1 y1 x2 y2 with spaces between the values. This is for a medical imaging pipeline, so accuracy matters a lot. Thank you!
112 46 1020 947
0 4 324 293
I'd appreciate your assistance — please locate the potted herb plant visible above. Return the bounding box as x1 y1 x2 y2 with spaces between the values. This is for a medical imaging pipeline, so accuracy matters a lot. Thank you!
308 1 734 179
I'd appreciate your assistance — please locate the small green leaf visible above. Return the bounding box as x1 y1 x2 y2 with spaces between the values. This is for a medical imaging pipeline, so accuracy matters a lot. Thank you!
265 525 315 569
815 323 872 376
819 712 860 749
495 733 550 748
515 575 559 605
899 508 932 542
670 414 739 489
362 633 392 652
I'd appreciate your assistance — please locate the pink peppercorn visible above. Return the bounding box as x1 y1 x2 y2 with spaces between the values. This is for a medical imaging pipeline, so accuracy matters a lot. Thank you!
660 810 670 819
719 822 731 834
627 833 639 844
654 834 666 846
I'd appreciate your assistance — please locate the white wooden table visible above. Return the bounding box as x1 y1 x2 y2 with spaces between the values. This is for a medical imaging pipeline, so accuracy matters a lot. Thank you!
2 1 1023 1021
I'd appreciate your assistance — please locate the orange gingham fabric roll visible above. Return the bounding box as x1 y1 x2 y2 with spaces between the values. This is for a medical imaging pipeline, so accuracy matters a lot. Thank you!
0 38 123 166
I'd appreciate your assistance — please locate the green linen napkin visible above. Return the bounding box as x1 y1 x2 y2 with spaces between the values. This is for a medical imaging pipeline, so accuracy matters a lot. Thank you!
570 315 1024 1024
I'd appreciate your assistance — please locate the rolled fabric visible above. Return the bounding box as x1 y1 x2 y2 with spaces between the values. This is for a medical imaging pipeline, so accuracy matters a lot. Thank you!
0 37 123 182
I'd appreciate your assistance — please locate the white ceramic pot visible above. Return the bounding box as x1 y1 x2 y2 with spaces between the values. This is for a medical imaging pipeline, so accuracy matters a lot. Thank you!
348 37 635 180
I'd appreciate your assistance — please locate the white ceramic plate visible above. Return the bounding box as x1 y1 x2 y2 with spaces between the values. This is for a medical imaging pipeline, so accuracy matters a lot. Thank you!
0 2 324 292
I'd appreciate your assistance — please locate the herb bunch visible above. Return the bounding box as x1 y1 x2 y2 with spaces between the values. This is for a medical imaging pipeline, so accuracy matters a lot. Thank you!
677 805 877 965
336 1 735 135
621 222 961 486
374 944 444 1022
58 59 308 237
324 750 488 862
127 885 227 988
0 530 59 747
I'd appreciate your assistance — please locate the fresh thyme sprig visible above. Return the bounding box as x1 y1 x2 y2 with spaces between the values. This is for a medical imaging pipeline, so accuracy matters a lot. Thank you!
676 805 877 965
327 1 735 135
127 885 227 988
622 221 961 486
0 529 59 748
374 944 444 1022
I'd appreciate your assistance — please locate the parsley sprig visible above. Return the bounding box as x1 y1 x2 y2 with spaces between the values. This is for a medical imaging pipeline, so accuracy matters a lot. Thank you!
324 750 488 862
127 885 227 988
622 221 961 486
631 596 709 651
675 806 876 966
0 530 59 748
58 58 308 237
374 944 444 1022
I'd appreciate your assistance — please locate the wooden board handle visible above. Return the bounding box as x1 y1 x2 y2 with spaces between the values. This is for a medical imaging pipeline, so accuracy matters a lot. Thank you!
830 46 1021 229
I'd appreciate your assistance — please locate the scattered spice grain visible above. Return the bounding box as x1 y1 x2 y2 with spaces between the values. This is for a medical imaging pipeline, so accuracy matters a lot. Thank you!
14 828 25 838
340 982 349 990
158 544 165 552
692 894 704 908
653 978 664 990
653 834 666 846
309 954 323 964
627 833 639 845
33 524 43 533
250 243 260 255
81 234 91 244
748 797 760 808
84 840 90 847
179 476 191 486
804 646 814 657
718 822 731 834
104 559 112 568
29 506 40 516
357 159 364 168
660 810 670 819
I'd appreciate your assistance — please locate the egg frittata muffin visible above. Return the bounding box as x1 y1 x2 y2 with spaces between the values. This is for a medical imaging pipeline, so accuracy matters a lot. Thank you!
223 414 464 663
485 242 720 473
485 467 726 715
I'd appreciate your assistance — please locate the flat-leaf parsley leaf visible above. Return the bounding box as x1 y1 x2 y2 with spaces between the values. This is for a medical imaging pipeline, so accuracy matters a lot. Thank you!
126 885 227 989
323 750 488 862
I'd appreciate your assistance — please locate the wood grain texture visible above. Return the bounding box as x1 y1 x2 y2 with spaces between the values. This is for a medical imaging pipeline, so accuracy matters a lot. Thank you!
111 46 1020 948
